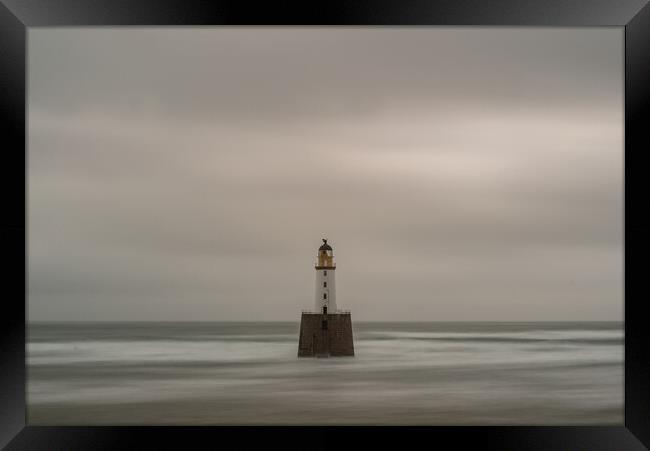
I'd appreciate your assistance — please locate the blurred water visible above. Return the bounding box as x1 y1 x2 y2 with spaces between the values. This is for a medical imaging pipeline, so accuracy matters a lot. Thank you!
27 321 623 425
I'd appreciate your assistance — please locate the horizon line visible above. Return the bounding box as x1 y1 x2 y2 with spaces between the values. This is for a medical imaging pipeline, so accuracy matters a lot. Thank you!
27 319 624 323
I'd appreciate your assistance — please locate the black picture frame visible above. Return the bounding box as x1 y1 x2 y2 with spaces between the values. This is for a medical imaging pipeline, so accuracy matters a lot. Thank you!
1 1 648 449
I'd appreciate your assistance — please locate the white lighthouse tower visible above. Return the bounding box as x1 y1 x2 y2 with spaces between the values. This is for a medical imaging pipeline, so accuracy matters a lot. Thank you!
298 238 354 357
315 238 337 313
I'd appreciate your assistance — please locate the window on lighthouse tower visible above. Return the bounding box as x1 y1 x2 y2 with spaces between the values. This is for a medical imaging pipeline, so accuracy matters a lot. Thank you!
323 281 327 287
323 293 327 299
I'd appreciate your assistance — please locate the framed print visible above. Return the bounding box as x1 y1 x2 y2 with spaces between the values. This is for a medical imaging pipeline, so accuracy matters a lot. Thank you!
1 0 648 449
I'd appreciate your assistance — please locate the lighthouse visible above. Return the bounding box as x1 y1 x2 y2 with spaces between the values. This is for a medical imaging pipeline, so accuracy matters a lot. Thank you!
298 239 354 357
314 239 337 313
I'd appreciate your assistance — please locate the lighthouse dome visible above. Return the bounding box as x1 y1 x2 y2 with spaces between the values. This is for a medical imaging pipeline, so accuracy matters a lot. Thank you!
319 239 332 251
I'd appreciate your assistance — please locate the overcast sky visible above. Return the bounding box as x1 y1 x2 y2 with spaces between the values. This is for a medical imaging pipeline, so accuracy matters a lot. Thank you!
28 28 623 321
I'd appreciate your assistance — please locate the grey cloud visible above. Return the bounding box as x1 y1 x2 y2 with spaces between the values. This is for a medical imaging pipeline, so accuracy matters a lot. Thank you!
29 28 621 121
28 28 622 321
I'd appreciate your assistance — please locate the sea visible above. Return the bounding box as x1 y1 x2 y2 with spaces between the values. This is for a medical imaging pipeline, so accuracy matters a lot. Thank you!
27 321 623 425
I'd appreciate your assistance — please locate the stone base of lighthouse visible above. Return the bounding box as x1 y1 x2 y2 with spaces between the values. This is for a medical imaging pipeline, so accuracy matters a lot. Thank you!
298 312 354 357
